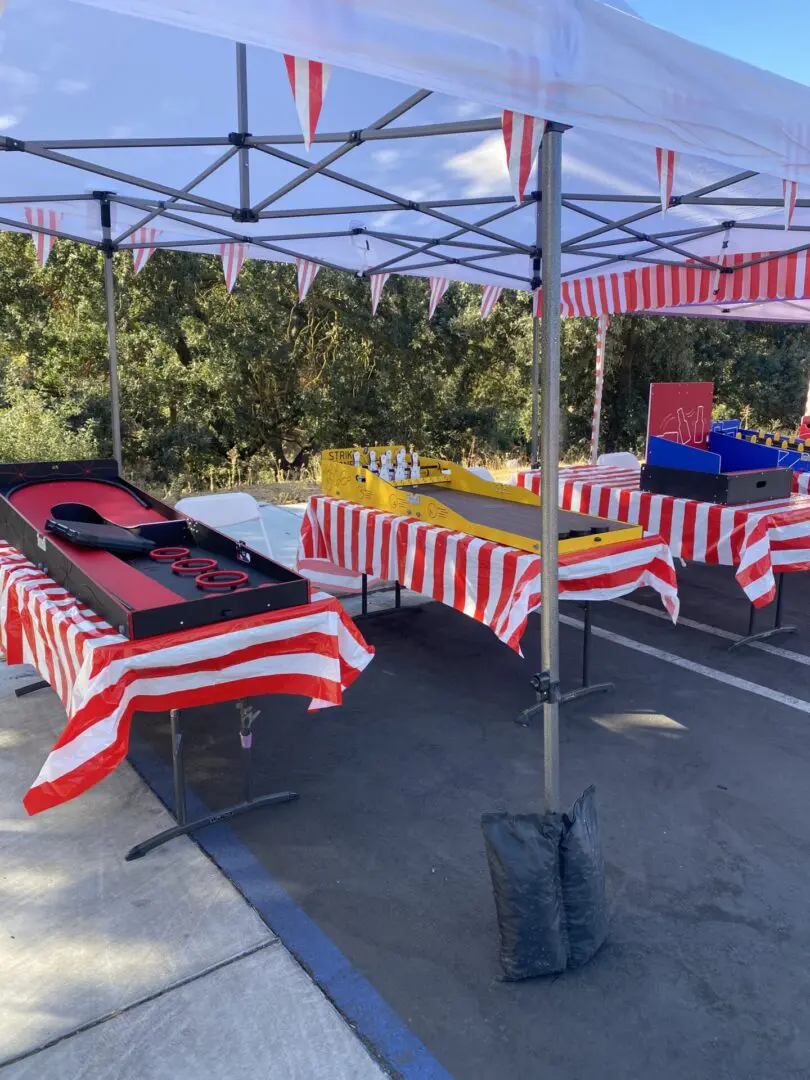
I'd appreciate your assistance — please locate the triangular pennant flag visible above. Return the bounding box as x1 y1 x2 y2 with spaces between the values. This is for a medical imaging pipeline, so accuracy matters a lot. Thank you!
480 285 503 318
428 277 450 320
220 242 247 292
656 148 678 212
783 179 798 231
132 227 160 274
502 111 545 204
369 273 390 315
296 258 320 301
284 55 331 151
24 207 61 267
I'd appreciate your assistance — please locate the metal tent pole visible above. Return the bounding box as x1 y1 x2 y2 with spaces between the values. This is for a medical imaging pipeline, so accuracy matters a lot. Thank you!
530 156 542 468
530 301 540 468
235 43 251 211
540 124 565 814
99 194 122 466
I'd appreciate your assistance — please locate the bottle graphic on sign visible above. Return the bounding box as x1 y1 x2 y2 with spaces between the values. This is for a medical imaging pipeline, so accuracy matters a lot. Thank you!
694 405 706 447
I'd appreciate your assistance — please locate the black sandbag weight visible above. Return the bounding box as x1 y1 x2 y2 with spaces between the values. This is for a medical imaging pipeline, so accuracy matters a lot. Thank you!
482 787 608 980
481 812 568 980
560 785 608 968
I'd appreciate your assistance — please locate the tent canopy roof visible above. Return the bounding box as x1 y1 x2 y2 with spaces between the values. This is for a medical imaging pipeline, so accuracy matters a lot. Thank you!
3 0 810 306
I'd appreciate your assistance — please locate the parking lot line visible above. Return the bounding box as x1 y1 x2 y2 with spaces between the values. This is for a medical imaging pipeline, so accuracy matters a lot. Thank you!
612 597 810 666
560 613 810 714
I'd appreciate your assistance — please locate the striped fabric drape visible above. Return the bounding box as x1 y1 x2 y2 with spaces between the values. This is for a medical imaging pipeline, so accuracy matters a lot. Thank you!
549 251 810 317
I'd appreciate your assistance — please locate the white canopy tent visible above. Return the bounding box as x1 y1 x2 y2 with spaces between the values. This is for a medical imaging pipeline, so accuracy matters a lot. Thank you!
5 0 810 809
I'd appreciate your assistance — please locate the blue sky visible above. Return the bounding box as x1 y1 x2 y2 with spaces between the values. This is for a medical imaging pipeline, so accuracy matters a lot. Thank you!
631 1 810 84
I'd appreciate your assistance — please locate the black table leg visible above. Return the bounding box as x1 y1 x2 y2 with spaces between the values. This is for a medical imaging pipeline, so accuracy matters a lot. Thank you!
518 602 613 724
14 679 50 698
170 708 187 827
728 573 797 651
559 602 614 705
125 702 298 861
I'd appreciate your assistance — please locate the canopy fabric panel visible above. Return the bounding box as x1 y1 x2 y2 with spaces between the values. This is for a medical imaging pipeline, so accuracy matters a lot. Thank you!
1 0 810 310
72 0 810 183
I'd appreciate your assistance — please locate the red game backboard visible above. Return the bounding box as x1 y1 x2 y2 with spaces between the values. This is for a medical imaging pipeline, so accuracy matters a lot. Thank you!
646 382 714 449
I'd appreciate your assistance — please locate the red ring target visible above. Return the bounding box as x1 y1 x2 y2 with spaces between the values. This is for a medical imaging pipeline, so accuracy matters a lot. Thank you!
171 557 218 576
195 569 249 591
150 546 191 562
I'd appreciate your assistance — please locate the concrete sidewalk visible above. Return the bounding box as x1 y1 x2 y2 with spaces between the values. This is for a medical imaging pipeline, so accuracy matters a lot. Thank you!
0 661 385 1080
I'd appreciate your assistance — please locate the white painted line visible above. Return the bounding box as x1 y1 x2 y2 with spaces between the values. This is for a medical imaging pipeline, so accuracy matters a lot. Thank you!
560 613 810 715
612 597 810 667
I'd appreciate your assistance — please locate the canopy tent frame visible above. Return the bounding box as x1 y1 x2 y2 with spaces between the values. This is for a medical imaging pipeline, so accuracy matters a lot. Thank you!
6 7 810 812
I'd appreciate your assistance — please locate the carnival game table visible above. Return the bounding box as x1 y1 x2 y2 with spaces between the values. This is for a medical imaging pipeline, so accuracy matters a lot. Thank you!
518 464 810 646
298 495 679 711
0 542 373 857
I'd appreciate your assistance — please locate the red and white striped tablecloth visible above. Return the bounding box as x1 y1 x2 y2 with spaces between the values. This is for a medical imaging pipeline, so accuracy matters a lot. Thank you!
517 465 810 607
0 544 374 815
297 495 679 652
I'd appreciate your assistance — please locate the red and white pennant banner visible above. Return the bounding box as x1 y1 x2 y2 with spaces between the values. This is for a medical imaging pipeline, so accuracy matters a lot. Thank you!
296 258 320 301
784 179 798 231
502 111 545 204
132 227 160 274
656 148 678 213
220 242 247 292
480 284 502 318
284 55 331 151
24 207 61 267
589 315 610 464
369 272 390 315
428 277 450 319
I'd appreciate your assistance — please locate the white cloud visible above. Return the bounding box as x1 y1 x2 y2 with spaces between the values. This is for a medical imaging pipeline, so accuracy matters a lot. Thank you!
370 211 402 230
371 148 400 169
444 135 509 197
0 114 19 131
0 64 39 95
109 124 134 139
455 100 486 120
56 78 89 95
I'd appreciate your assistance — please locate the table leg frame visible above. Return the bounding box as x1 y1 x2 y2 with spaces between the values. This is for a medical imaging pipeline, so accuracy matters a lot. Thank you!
126 701 298 861
518 602 613 725
729 573 797 651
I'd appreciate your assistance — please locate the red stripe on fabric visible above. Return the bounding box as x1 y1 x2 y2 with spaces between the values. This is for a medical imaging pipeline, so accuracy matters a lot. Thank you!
308 61 322 143
489 548 521 629
452 534 472 612
502 109 514 159
23 670 343 817
473 542 494 622
335 501 347 568
704 506 724 563
410 525 428 594
518 117 534 200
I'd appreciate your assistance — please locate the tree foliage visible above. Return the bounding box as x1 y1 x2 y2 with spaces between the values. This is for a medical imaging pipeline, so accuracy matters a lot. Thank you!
0 232 808 487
